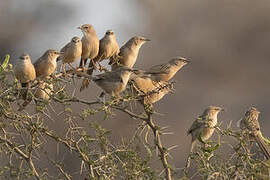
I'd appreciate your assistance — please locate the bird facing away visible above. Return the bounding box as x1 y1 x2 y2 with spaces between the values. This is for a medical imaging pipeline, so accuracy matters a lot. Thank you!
57 36 82 74
34 49 61 78
147 57 190 82
80 30 120 92
237 107 270 160
93 67 134 97
14 53 36 99
129 73 170 105
78 24 99 70
34 82 53 100
186 106 224 168
109 36 150 70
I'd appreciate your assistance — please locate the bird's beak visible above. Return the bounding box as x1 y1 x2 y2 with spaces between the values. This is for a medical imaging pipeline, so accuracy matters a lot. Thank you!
144 38 151 41
57 52 64 55
220 108 225 112
185 59 191 63
77 26 82 30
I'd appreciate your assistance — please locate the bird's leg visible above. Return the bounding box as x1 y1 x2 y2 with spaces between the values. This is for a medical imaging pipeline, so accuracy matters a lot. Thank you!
91 59 99 70
61 63 66 77
68 63 77 73
81 59 87 72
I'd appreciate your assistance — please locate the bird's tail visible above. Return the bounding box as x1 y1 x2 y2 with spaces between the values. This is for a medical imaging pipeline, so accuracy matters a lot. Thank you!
186 141 196 168
21 82 29 100
255 133 270 160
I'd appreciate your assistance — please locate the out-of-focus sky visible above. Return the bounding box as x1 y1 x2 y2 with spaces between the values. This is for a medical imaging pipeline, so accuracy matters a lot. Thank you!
2 0 270 178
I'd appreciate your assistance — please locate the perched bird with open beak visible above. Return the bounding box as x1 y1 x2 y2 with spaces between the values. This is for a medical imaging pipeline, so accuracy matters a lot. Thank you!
147 57 190 82
34 49 61 78
78 24 99 70
109 36 150 70
186 106 224 168
14 53 36 99
57 36 82 74
237 107 270 160
92 67 135 97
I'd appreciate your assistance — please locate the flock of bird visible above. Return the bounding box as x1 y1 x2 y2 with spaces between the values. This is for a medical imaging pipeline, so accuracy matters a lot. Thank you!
13 24 270 169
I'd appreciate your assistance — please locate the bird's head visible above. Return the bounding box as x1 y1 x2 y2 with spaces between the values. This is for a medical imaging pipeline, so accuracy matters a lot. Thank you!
170 57 190 67
245 107 260 119
19 53 31 61
78 24 95 35
204 106 224 117
45 49 62 60
131 36 151 47
71 36 81 44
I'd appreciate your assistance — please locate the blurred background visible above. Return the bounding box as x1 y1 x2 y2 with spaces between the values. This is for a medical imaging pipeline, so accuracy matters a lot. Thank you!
2 0 270 178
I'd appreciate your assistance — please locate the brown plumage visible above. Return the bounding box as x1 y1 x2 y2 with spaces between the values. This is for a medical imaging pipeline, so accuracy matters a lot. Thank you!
34 82 53 100
58 36 82 74
186 106 224 168
147 57 190 82
238 107 270 160
14 53 36 99
80 30 119 91
93 67 134 97
109 36 150 70
78 24 99 70
34 49 61 78
129 73 170 105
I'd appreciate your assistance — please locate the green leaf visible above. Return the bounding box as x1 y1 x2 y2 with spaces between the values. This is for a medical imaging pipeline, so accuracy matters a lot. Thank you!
0 54 10 73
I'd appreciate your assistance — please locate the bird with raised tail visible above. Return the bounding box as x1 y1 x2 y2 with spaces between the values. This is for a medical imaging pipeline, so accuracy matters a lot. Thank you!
109 36 150 70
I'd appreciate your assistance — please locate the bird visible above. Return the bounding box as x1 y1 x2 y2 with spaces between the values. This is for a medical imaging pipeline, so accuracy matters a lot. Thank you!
92 29 119 71
14 53 36 99
34 49 61 78
78 24 99 70
92 67 135 97
129 73 171 105
57 36 82 74
237 107 270 160
109 36 150 70
146 57 190 82
186 106 224 168
80 30 120 91
34 82 53 100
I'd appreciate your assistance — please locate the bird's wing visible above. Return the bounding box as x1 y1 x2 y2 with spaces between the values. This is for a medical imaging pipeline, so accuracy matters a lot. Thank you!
187 116 205 135
34 57 43 68
109 45 126 65
94 72 121 83
147 63 170 74
60 42 72 53
57 42 72 61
